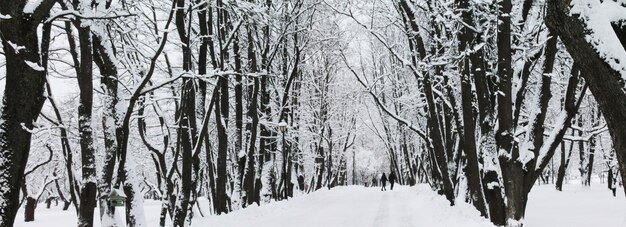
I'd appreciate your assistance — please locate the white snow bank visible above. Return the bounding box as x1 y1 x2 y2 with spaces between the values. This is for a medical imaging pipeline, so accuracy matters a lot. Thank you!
525 184 626 227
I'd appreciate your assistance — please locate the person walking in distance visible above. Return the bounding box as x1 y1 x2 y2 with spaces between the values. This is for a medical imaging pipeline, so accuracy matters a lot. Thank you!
371 175 378 187
380 173 388 191
389 171 397 190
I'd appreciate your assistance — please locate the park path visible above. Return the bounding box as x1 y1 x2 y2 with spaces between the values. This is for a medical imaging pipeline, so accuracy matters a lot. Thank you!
197 185 495 227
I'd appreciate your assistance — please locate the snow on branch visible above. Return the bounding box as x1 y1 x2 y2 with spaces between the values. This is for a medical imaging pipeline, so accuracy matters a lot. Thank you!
44 10 136 24
535 83 588 173
568 122 607 133
342 53 429 143
20 0 56 22
570 0 626 86
34 174 60 200
24 144 54 177
545 125 609 142
25 60 44 72
23 0 45 14
220 19 245 53
139 73 185 95
325 1 453 109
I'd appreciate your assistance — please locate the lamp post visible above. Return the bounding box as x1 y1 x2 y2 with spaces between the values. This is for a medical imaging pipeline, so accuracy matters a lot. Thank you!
278 121 288 199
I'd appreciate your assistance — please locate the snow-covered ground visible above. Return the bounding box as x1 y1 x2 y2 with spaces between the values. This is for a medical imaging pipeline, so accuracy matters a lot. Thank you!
14 184 626 227
525 184 626 227
196 185 493 227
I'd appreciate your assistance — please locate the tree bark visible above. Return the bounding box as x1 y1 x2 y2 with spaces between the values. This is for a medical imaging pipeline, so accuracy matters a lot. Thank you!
93 32 120 227
214 0 231 214
494 0 527 225
244 77 260 205
456 0 488 217
243 20 260 205
76 24 97 227
0 2 55 225
173 0 198 224
24 197 36 222
215 78 229 214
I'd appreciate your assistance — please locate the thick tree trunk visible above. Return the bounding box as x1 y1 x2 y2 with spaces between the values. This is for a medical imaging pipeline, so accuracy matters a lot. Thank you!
456 0 487 217
76 24 97 227
244 77 260 205
203 6 219 213
214 0 232 212
173 0 197 224
243 20 260 205
24 197 36 222
494 0 527 225
460 64 487 217
196 2 210 209
469 24 506 225
234 30 245 205
93 33 120 227
0 3 52 226
173 79 197 226
215 79 229 214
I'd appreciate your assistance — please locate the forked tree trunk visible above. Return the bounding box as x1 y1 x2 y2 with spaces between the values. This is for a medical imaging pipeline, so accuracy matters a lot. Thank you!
456 0 488 217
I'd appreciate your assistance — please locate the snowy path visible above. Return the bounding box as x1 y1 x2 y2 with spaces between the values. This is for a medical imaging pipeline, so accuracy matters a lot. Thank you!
197 185 494 227
373 189 413 227
14 184 626 227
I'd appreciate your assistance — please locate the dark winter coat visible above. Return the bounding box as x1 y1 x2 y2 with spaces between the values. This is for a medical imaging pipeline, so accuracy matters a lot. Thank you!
381 173 387 184
389 172 397 183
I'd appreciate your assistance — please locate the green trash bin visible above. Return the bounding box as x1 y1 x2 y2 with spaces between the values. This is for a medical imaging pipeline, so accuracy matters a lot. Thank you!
108 189 127 207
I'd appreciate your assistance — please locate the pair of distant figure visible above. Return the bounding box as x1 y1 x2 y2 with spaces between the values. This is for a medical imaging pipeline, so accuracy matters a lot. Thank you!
380 172 396 191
